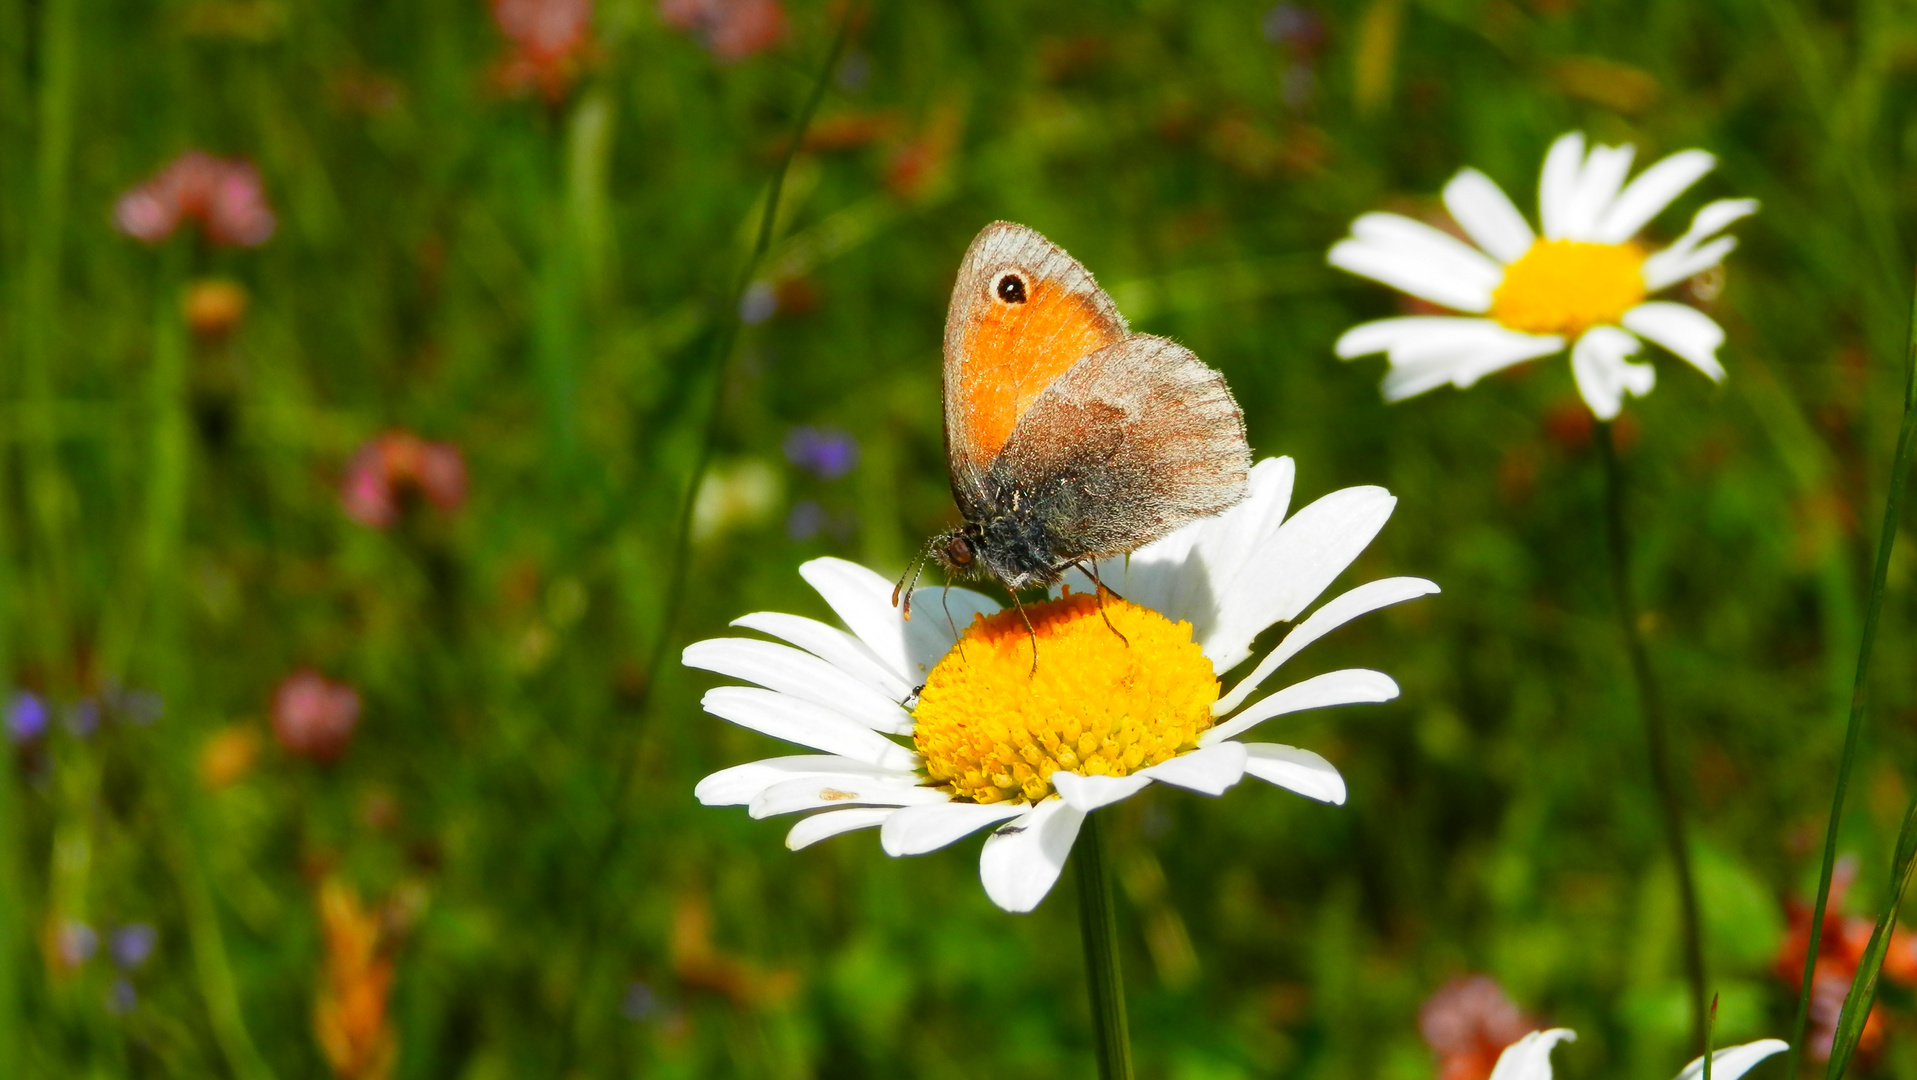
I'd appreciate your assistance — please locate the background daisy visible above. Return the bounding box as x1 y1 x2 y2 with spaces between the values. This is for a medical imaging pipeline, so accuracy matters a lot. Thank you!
1488 1029 1785 1080
1330 132 1757 419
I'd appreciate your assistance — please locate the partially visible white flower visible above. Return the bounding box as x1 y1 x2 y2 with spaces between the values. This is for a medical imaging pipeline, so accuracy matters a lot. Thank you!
687 457 1437 912
1329 132 1757 420
1490 1030 1786 1080
692 458 783 543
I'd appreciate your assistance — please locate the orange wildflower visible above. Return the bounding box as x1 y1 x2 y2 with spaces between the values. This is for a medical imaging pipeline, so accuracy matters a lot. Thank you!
314 879 396 1080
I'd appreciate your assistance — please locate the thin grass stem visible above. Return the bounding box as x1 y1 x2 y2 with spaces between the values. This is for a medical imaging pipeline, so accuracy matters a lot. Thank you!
647 8 854 676
0 394 18 1080
1823 796 1917 1080
1076 813 1135 1080
1784 259 1917 1080
1705 994 1718 1080
1596 420 1708 1049
166 803 276 1080
555 14 855 1070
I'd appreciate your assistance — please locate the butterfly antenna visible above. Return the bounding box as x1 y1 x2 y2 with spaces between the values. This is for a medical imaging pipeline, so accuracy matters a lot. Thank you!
892 538 936 619
1084 561 1130 647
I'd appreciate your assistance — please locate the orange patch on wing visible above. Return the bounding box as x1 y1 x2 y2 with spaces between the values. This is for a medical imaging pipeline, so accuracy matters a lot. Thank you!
957 280 1122 465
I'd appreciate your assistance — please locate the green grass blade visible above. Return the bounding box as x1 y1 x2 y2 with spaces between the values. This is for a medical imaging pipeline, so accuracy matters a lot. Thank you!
1824 797 1917 1080
1786 254 1917 1080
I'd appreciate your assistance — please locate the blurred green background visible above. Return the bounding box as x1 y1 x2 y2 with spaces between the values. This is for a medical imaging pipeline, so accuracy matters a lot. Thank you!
7 0 1917 1077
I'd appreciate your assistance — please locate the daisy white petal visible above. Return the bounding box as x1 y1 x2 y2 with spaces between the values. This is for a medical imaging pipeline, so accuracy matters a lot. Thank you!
1381 326 1567 398
684 638 913 735
731 611 911 700
1192 455 1295 572
1066 457 1297 649
1641 197 1759 289
1336 316 1528 362
1341 317 1564 401
1052 771 1154 813
1595 149 1716 243
1643 236 1740 291
1380 358 1480 402
880 802 1026 856
1215 576 1438 714
1205 669 1399 744
785 807 894 850
1490 1029 1577 1080
979 799 1085 913
1239 743 1346 804
695 754 906 806
799 557 913 679
1202 487 1399 673
1145 456 1296 635
701 686 919 771
1559 143 1635 241
1136 741 1249 796
1443 168 1535 263
1622 302 1728 381
1570 325 1654 421
1538 132 1588 239
749 775 947 819
1673 1041 1789 1080
1329 212 1501 313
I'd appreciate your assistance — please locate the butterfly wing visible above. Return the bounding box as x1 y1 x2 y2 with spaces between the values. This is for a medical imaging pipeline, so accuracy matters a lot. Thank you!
942 222 1129 517
984 334 1249 561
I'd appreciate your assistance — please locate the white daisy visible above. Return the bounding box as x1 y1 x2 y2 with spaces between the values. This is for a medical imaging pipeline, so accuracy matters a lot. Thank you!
1328 132 1758 420
1488 1029 1785 1080
688 457 1438 912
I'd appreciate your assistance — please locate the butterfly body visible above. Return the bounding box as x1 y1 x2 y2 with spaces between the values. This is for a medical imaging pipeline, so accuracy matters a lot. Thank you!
915 222 1251 600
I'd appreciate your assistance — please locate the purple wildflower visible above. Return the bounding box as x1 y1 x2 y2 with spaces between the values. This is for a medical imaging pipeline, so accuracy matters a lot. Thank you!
782 426 858 480
6 693 48 744
111 924 157 971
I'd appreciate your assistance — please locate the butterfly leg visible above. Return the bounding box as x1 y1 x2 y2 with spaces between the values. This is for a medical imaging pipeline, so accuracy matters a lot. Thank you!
1066 560 1130 648
1009 592 1040 677
940 572 969 662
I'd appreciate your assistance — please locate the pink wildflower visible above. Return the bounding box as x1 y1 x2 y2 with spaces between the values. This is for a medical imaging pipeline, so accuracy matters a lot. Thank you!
114 151 276 247
492 0 594 101
272 670 362 763
658 0 784 62
340 431 468 530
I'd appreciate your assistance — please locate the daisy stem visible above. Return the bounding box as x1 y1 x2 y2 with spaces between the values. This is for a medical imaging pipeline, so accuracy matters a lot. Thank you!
1595 420 1708 1050
1076 812 1135 1080
1783 261 1917 1080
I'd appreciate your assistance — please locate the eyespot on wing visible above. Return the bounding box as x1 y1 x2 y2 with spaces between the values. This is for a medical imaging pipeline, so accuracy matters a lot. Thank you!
942 222 1128 476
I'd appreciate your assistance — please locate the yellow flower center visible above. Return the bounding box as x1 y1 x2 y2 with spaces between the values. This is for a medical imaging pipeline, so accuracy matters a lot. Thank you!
1489 238 1647 337
911 591 1219 805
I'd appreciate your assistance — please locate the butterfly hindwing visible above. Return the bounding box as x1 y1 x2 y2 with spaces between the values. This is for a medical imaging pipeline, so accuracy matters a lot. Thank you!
983 334 1250 561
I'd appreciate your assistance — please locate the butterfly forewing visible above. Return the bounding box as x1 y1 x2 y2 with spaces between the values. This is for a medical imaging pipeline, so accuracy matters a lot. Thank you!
942 222 1128 509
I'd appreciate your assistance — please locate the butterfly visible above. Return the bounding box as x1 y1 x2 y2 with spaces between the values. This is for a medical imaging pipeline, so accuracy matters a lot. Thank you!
895 221 1251 614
